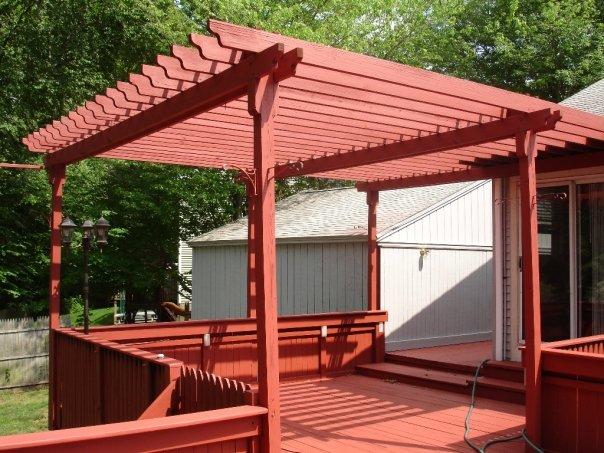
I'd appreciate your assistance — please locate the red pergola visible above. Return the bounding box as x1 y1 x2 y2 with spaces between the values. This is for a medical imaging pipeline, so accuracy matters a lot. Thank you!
23 20 604 452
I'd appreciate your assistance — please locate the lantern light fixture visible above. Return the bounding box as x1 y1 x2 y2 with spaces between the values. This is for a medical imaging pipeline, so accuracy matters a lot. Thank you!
59 217 77 246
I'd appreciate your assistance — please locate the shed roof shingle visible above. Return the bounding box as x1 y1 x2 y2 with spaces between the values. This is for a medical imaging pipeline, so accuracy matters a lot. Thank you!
189 181 477 245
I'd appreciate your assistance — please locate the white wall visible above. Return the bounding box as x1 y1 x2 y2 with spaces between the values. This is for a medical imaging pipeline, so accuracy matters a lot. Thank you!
191 242 367 320
379 181 493 350
380 181 493 247
381 246 492 350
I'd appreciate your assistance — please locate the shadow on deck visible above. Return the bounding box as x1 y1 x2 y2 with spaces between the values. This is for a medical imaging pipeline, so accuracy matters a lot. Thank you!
280 374 525 452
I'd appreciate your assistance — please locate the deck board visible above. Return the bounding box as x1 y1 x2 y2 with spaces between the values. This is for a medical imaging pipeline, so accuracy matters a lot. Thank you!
390 341 493 367
281 374 525 452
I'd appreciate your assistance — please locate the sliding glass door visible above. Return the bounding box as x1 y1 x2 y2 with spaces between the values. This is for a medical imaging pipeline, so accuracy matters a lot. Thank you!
536 186 571 341
577 182 604 337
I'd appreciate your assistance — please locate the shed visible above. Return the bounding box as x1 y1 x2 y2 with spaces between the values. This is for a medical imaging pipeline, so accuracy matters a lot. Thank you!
187 180 493 350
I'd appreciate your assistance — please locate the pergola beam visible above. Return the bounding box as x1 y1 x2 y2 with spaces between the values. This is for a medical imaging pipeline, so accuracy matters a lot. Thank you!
357 148 604 192
44 44 302 167
275 108 561 179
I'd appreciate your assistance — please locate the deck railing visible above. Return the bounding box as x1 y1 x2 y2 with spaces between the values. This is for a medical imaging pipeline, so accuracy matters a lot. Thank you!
0 406 266 452
88 311 387 382
538 334 604 453
53 329 181 429
175 367 257 414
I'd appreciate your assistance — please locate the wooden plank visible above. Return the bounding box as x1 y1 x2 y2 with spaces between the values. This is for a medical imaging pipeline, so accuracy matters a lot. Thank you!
366 191 379 312
45 44 301 167
0 406 266 452
275 109 560 178
516 130 542 446
249 73 281 453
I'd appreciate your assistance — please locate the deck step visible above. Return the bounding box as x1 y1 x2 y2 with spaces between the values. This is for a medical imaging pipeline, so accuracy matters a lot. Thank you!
480 360 524 383
357 361 525 404
384 352 524 383
470 376 525 405
357 362 469 394
384 351 476 374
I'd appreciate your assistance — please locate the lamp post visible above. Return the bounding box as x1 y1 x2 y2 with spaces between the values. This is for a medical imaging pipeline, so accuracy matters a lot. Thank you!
60 216 110 334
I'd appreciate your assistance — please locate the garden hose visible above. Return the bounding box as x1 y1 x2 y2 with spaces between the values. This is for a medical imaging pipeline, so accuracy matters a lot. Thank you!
463 359 543 453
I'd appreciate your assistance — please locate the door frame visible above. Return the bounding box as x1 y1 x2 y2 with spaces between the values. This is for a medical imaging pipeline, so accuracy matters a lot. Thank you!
513 171 604 350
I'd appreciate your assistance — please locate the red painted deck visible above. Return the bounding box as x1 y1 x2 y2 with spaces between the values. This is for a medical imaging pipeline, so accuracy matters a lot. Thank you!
280 374 525 452
390 341 493 368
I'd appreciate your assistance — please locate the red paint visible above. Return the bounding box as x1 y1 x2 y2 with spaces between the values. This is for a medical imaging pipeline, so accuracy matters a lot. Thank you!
245 179 257 318
44 44 301 167
47 165 65 431
539 336 604 453
275 109 560 178
249 72 281 453
172 367 256 414
516 130 542 445
53 330 180 429
0 406 266 452
366 191 379 312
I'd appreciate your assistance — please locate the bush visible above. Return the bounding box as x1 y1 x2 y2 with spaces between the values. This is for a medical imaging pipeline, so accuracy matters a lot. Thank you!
67 296 84 327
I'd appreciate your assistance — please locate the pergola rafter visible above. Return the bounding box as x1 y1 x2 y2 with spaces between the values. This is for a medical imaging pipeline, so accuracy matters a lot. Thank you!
21 19 604 452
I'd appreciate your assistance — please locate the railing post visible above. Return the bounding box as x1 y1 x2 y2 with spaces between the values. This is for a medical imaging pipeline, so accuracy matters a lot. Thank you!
516 130 542 447
48 164 66 430
249 72 281 453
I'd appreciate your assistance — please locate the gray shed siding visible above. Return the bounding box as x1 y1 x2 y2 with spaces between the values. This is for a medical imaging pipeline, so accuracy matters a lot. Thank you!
191 242 367 319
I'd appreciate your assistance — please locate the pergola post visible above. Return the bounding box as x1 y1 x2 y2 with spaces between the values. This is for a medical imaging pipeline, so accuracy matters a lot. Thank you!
249 73 281 452
246 180 257 318
516 130 542 446
367 190 379 311
367 190 384 361
48 164 66 429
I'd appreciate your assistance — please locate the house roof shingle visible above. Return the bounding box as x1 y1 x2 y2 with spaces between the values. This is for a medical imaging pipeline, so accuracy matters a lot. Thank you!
560 79 604 116
189 181 478 245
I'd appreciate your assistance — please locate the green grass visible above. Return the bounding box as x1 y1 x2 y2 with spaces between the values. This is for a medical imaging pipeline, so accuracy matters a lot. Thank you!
0 387 48 436
70 306 115 327
90 307 114 325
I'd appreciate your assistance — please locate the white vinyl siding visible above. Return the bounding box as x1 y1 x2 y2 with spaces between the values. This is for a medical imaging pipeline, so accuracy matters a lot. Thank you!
381 247 492 350
381 181 492 247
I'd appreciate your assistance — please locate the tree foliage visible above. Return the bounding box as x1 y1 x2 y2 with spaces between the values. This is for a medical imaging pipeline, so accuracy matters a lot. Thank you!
0 0 602 316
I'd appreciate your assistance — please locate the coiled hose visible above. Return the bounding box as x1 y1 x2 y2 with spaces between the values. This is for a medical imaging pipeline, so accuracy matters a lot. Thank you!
463 359 543 453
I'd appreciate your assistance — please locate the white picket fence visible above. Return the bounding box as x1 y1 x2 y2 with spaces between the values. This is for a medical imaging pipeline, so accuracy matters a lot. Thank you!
0 316 70 389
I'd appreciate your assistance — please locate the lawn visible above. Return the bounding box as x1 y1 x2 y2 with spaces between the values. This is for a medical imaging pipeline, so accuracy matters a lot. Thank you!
0 387 48 436
70 306 115 327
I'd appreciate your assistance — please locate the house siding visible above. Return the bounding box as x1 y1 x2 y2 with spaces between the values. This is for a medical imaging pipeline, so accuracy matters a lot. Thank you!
502 166 604 361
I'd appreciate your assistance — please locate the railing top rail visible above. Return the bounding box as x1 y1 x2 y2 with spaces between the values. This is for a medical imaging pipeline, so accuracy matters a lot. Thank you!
84 310 388 343
541 347 604 381
542 334 604 351
55 328 182 370
0 405 267 451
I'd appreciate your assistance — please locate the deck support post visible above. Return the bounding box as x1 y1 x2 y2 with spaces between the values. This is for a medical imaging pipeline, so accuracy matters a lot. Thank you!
245 180 257 318
516 130 542 447
249 73 281 453
48 164 66 430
